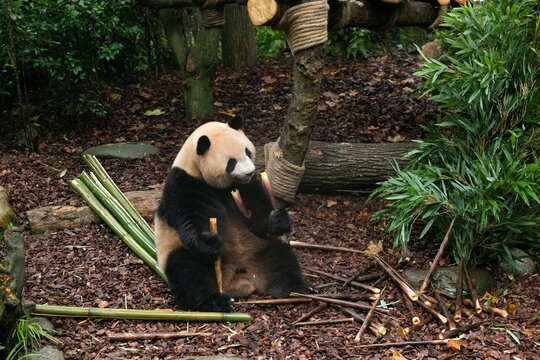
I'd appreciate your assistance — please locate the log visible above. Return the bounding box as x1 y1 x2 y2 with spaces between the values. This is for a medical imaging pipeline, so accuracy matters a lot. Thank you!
0 186 19 231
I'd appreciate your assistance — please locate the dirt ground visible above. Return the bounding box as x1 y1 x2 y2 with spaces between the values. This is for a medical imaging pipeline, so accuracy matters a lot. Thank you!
1 53 538 359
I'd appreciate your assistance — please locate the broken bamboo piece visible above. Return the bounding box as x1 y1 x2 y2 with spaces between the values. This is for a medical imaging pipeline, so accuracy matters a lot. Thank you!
343 269 380 286
354 287 385 342
463 265 482 314
108 331 212 341
410 314 434 332
372 256 417 301
419 217 456 294
305 267 381 294
260 172 277 210
290 292 390 314
434 289 456 330
454 258 465 323
319 293 377 301
355 339 449 348
339 306 386 336
402 290 420 325
440 320 489 339
293 303 329 324
294 317 355 327
231 189 251 219
236 297 312 305
439 291 507 318
291 241 363 254
210 218 223 293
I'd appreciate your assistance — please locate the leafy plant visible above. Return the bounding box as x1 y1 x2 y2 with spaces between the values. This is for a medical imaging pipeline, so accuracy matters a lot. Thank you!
369 0 539 266
255 26 288 58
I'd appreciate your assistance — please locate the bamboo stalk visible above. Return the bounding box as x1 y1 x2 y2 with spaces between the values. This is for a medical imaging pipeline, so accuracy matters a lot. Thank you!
414 294 448 324
82 154 156 242
290 292 390 314
210 218 223 293
68 179 166 281
463 266 482 314
260 172 277 210
410 314 434 332
440 320 489 339
354 287 385 342
304 268 381 294
454 258 464 323
434 290 456 330
236 297 312 305
402 290 420 325
80 171 156 257
339 307 386 336
292 303 328 324
33 304 253 322
231 189 251 219
318 293 377 301
343 270 380 286
291 241 363 254
372 256 417 301
355 339 448 348
439 291 504 317
294 318 355 326
109 331 212 341
419 217 456 294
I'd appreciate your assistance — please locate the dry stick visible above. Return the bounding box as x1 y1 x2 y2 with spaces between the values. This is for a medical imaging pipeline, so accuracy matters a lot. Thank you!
339 306 386 336
236 297 312 305
414 294 448 325
295 318 355 327
293 303 329 324
433 289 457 330
319 293 377 301
210 218 223 293
463 266 482 314
439 291 507 318
343 269 381 286
290 292 390 315
440 320 489 339
410 314 434 332
419 217 456 294
402 290 420 325
291 241 363 254
354 287 385 343
371 256 417 301
305 267 381 294
355 339 449 349
108 331 212 342
454 258 465 323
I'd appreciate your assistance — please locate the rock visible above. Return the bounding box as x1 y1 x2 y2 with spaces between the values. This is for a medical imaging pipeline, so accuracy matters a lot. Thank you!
420 39 443 60
0 186 19 231
404 266 496 296
499 248 536 275
27 345 64 360
5 227 24 299
30 317 56 335
83 142 159 159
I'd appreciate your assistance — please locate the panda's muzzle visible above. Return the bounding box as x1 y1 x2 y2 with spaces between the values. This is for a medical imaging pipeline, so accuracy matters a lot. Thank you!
235 170 254 184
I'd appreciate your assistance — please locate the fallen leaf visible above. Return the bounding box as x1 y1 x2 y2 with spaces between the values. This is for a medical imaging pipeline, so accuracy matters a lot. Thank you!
98 300 109 308
388 134 406 143
390 349 408 360
143 109 164 116
259 86 273 93
326 200 338 208
447 339 461 350
366 241 383 256
261 75 277 84
396 326 407 337
508 303 516 312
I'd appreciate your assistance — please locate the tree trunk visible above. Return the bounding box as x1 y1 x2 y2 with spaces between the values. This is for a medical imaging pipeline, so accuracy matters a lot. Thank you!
160 9 221 118
221 4 257 67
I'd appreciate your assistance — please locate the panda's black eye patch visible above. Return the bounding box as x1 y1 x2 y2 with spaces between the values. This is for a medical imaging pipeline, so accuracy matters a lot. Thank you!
226 158 237 174
245 148 252 158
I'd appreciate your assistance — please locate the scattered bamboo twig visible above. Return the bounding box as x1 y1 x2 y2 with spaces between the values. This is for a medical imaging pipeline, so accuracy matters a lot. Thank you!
463 266 482 314
343 269 380 286
290 292 389 314
439 291 506 318
454 258 465 323
108 331 212 341
419 217 456 293
304 267 381 294
402 290 420 325
210 218 223 293
371 256 417 301
295 318 355 327
354 287 385 343
414 294 448 325
440 320 489 339
236 297 312 305
355 339 449 348
32 304 253 322
291 241 363 254
293 303 329 324
434 289 457 330
339 307 386 336
411 314 434 332
318 293 377 301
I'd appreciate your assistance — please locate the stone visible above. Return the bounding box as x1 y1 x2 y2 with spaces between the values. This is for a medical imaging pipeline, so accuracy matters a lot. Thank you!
404 266 496 296
30 317 56 335
5 227 24 299
0 186 19 231
83 142 159 159
27 345 65 360
499 248 536 275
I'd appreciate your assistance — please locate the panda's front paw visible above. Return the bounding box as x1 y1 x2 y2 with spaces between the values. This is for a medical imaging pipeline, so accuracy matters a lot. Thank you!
197 231 223 260
268 208 292 236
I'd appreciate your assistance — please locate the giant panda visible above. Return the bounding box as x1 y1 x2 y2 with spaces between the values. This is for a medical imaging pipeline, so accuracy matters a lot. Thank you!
154 116 315 312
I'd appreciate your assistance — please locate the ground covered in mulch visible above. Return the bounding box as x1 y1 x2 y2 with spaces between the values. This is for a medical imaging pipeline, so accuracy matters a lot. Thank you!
1 53 538 359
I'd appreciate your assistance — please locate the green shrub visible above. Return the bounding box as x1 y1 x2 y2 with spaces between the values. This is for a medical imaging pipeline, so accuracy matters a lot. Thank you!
255 26 288 58
369 0 539 265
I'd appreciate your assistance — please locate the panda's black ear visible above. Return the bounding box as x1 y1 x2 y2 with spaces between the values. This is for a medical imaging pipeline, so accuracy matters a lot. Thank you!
228 115 244 130
196 135 211 155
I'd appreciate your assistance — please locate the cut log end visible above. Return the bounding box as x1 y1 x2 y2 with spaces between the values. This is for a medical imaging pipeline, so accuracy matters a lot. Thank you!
247 0 278 26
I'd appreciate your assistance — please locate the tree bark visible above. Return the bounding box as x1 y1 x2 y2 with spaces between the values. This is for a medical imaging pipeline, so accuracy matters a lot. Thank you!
221 4 258 67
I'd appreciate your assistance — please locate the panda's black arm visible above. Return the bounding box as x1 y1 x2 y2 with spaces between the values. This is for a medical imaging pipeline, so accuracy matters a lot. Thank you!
234 174 292 238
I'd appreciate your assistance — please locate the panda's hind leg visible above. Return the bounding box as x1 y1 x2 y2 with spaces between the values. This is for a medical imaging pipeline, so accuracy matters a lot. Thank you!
165 247 233 312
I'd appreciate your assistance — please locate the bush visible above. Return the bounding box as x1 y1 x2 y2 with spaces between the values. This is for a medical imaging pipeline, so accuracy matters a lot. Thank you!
369 0 539 265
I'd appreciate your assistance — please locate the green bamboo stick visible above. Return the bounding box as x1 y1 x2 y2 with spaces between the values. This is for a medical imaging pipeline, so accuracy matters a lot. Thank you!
68 179 166 281
33 304 253 323
82 154 156 242
79 171 156 258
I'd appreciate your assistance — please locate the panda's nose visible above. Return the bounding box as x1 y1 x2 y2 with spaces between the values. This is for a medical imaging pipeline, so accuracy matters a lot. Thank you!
245 170 255 178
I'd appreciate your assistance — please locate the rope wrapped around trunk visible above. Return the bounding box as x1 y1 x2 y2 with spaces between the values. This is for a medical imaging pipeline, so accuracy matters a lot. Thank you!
264 140 306 204
272 0 330 55
198 0 225 27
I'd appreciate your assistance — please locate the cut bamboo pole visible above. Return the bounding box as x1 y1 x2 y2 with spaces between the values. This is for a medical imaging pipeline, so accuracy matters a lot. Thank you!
294 318 355 327
339 307 386 336
372 256 417 301
231 189 252 219
33 304 253 322
236 297 312 305
210 218 223 293
463 266 482 314
260 171 277 210
319 293 377 301
402 290 420 325
355 339 448 348
354 287 385 342
68 179 166 281
410 314 434 332
304 267 381 294
434 290 456 330
440 320 489 339
293 303 329 324
343 270 380 286
109 331 212 341
454 258 465 323
419 217 456 293
291 241 363 254
290 293 389 314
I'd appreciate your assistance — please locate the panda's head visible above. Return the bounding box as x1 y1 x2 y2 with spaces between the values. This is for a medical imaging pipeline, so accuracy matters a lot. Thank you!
173 116 256 189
